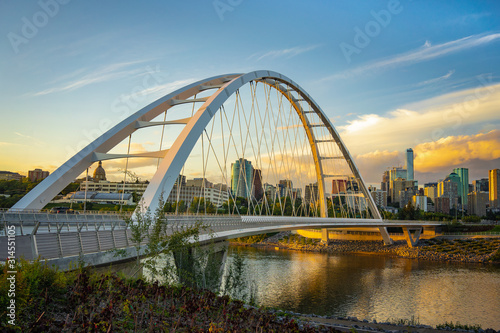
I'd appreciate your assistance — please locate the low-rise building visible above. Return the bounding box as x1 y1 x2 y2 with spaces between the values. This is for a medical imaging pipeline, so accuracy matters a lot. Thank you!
0 171 24 181
69 191 134 205
28 168 49 182
166 184 229 207
80 181 149 196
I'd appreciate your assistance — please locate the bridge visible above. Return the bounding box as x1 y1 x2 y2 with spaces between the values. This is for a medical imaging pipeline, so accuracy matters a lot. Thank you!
1 70 440 269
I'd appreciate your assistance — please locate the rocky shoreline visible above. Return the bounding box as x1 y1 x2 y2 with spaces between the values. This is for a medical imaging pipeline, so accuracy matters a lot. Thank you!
230 231 500 264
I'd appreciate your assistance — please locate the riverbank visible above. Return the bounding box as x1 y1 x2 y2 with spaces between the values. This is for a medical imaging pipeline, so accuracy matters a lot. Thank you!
2 259 498 332
230 232 500 264
0 261 343 332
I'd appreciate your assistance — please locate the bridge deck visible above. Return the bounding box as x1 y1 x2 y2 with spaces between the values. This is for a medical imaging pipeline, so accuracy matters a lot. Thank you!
1 213 441 270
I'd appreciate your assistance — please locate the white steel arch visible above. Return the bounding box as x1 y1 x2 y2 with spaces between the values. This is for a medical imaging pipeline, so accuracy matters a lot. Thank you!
11 70 381 223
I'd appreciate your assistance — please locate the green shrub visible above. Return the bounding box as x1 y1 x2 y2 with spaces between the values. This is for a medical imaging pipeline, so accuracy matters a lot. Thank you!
0 259 73 328
436 321 482 332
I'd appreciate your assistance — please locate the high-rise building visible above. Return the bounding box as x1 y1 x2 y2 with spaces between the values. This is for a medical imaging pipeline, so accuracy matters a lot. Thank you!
304 182 319 205
473 178 489 192
370 189 387 207
399 188 417 207
332 179 348 194
389 167 407 182
489 169 500 209
435 197 453 214
453 168 469 209
406 148 414 180
468 191 489 217
381 170 390 192
175 175 187 186
412 194 428 212
346 177 359 192
390 178 415 204
231 158 253 199
28 168 49 182
278 179 293 198
276 182 285 198
292 188 302 200
424 185 438 202
438 172 461 200
263 183 276 199
252 169 263 201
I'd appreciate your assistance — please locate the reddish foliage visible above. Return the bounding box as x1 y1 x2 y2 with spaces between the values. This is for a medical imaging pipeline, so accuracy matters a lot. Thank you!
23 270 341 332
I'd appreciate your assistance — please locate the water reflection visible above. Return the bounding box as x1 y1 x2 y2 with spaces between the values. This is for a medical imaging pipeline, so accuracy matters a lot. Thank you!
230 246 500 330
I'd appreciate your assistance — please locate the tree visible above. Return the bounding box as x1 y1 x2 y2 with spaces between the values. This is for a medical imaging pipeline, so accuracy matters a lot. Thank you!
60 182 79 195
116 196 255 298
397 200 422 220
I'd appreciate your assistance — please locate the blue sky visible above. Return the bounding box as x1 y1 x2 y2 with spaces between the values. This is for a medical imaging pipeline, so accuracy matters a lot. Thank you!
1 0 499 185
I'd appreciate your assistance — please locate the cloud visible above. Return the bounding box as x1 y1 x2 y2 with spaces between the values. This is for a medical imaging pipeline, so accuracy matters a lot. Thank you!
0 142 20 146
249 44 322 61
414 130 500 172
125 79 198 101
31 60 147 96
448 12 492 26
14 132 46 147
323 33 500 81
352 131 500 185
354 150 404 184
415 70 455 87
338 81 500 155
14 132 35 140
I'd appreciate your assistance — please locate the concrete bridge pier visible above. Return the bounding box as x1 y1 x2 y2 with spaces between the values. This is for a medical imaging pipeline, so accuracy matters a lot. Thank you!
173 241 228 291
321 228 329 244
379 227 394 245
402 227 422 248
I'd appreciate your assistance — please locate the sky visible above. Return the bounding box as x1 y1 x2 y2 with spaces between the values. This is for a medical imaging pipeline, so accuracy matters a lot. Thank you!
1 0 499 188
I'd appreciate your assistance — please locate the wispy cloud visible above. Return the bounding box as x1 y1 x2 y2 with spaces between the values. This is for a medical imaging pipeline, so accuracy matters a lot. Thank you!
14 131 46 147
249 44 322 61
31 60 147 96
130 79 199 101
323 33 500 81
0 142 21 147
415 70 455 87
448 12 492 26
14 132 35 140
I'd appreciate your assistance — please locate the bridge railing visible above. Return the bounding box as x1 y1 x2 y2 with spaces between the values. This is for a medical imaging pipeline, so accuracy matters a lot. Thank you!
0 215 252 262
442 232 500 236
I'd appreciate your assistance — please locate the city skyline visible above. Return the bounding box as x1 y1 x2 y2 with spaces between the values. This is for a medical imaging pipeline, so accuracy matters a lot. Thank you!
1 1 499 186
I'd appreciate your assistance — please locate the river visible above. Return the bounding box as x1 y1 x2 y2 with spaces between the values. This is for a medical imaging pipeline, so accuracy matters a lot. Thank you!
227 245 500 330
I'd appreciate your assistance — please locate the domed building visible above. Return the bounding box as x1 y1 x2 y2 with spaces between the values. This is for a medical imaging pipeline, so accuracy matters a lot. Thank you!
93 161 106 181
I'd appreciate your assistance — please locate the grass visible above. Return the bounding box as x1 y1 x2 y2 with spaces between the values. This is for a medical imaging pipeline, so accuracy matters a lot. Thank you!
491 225 500 233
436 321 483 332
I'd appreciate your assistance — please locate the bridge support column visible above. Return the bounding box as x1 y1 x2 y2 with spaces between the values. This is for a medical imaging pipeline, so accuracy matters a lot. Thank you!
402 227 422 248
321 228 329 244
173 241 228 292
378 227 393 245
